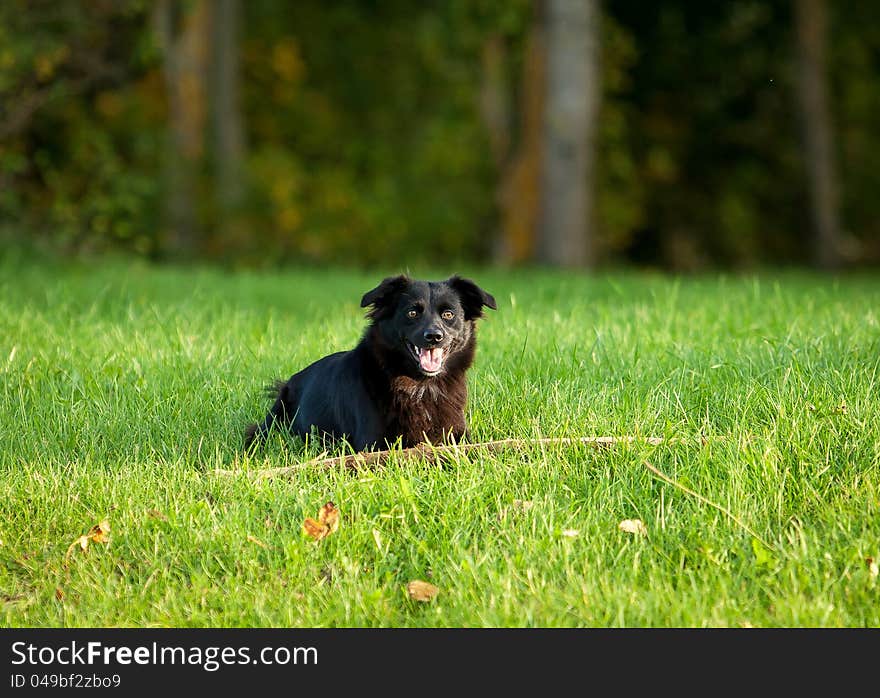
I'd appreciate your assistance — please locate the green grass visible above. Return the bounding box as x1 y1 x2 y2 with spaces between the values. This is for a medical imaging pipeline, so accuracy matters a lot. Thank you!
2 255 879 627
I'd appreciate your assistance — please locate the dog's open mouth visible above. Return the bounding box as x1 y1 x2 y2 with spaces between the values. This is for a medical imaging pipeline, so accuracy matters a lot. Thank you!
406 342 446 375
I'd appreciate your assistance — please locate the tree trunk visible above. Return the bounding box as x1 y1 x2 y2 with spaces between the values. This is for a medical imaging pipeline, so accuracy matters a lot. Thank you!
794 0 841 270
492 6 546 264
479 34 511 172
537 0 601 268
210 0 246 213
153 0 210 257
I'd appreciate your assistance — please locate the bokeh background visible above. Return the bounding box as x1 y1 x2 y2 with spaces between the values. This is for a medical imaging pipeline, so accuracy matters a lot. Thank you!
1 0 877 271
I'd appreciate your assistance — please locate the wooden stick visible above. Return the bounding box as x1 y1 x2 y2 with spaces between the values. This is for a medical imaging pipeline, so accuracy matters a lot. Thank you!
214 435 713 479
214 436 770 548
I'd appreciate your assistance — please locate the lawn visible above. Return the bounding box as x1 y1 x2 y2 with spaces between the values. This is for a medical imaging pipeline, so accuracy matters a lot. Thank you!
1 254 879 627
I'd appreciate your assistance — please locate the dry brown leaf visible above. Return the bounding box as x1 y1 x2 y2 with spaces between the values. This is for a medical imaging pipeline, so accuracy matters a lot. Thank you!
65 535 90 558
303 501 341 541
303 518 327 540
867 557 879 578
318 501 340 534
247 534 268 549
55 587 64 601
498 499 535 522
619 519 648 536
147 509 168 521
88 520 111 544
407 580 439 602
65 519 111 558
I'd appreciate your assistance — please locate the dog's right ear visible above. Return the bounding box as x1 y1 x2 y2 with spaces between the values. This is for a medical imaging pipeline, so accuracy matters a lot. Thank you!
360 275 410 314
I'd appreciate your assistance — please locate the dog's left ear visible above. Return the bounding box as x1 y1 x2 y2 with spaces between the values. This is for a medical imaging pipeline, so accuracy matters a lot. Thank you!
448 276 497 320
361 275 410 313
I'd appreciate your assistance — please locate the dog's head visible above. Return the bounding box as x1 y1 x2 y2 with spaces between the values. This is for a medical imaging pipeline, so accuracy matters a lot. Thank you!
360 275 496 378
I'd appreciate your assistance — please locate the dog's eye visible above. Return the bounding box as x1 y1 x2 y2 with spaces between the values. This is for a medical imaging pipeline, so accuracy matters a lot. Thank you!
407 309 418 318
441 310 455 321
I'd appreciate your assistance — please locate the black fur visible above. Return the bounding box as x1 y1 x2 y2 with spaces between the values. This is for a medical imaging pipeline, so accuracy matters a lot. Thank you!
244 275 496 452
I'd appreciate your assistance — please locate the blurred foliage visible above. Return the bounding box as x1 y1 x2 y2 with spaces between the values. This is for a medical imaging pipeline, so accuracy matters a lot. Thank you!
1 0 878 267
0 0 162 256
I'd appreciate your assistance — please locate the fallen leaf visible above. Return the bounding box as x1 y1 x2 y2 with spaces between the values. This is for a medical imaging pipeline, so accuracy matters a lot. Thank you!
318 502 340 535
303 518 327 540
65 535 90 559
867 557 879 578
65 519 111 558
618 519 648 536
247 534 268 549
407 580 439 602
302 501 341 541
561 529 580 538
498 499 534 521
147 509 168 521
55 588 64 601
88 520 111 544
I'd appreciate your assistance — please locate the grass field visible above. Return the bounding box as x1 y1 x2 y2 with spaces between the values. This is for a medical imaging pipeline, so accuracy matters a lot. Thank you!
2 254 879 627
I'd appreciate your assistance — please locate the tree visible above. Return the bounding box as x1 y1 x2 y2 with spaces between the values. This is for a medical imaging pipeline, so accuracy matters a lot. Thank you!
153 0 211 256
487 9 546 265
794 0 841 270
210 0 245 214
537 0 601 268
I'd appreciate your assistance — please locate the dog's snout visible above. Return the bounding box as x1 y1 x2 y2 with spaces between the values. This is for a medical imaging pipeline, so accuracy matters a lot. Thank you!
423 327 444 344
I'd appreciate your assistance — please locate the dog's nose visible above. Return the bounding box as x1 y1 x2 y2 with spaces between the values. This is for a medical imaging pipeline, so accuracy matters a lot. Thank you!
423 327 444 344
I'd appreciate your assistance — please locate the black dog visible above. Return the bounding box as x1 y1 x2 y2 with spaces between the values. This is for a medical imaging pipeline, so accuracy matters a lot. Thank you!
244 275 496 451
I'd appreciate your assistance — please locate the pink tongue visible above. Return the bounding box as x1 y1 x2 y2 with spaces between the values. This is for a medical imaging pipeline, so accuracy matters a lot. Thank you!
419 347 444 373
